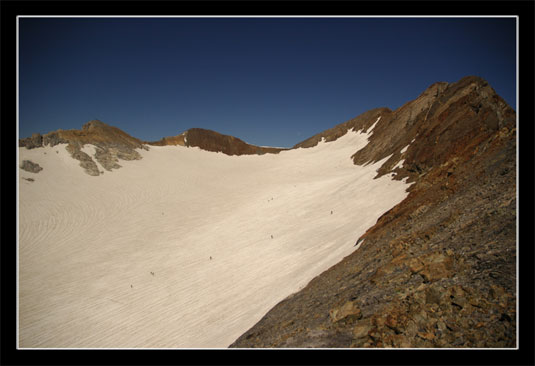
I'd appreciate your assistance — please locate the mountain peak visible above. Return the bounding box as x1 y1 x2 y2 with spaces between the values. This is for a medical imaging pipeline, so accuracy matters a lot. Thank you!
82 119 108 131
19 119 147 176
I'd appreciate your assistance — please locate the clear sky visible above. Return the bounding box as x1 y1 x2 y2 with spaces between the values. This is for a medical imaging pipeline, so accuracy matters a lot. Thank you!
19 17 516 147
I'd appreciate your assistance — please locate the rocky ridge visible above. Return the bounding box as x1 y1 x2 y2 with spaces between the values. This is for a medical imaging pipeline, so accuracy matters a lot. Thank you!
230 76 516 348
147 128 287 155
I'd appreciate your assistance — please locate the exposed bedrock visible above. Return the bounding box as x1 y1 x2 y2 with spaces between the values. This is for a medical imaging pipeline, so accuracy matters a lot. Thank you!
65 144 100 176
19 133 43 149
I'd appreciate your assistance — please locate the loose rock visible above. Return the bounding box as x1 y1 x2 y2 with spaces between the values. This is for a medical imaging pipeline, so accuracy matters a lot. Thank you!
20 160 43 173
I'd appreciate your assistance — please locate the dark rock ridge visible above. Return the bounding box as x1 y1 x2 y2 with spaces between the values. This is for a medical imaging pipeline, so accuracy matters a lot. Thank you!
19 120 148 176
20 160 43 173
147 128 287 155
230 76 516 348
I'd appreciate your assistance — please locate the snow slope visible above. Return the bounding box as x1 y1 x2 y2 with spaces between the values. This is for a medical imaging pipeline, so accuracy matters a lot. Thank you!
18 126 411 348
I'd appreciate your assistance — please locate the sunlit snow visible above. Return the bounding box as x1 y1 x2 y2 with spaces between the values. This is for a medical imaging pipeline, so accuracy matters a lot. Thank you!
18 126 411 348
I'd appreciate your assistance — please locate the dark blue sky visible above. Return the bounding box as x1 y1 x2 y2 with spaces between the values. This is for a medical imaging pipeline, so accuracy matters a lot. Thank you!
19 17 516 147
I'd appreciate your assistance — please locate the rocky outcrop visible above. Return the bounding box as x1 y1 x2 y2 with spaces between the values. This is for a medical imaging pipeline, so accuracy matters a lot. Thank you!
230 76 516 348
148 128 287 156
42 131 68 147
19 133 43 149
93 144 142 171
20 160 43 173
19 130 72 149
65 144 100 176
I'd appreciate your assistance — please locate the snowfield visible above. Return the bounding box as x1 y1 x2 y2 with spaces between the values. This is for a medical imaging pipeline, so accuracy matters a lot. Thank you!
18 126 411 348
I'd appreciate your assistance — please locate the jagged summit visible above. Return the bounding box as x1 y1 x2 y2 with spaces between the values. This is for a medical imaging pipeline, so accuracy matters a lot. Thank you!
82 119 108 130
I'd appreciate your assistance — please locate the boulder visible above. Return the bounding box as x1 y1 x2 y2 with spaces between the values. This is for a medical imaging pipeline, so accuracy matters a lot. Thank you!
353 321 373 339
419 252 454 282
20 160 43 173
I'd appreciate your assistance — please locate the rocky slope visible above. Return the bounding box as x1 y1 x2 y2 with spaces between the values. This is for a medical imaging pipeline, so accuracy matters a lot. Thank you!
147 127 287 155
230 76 516 348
